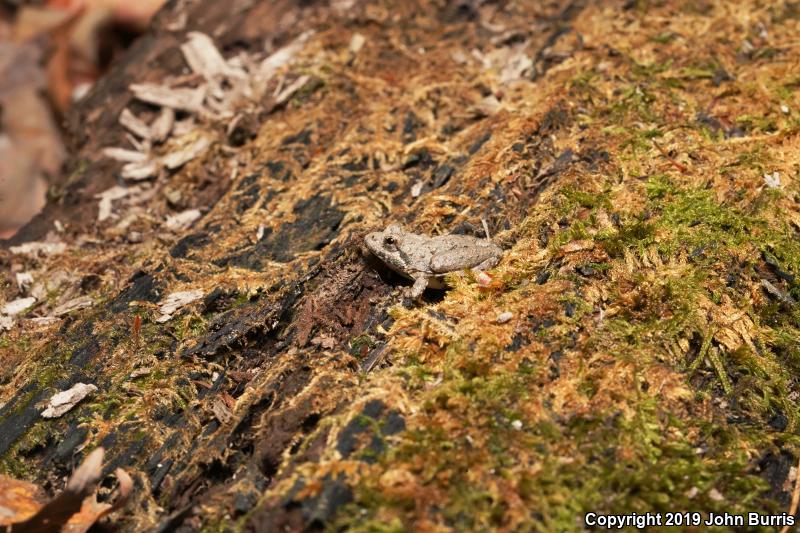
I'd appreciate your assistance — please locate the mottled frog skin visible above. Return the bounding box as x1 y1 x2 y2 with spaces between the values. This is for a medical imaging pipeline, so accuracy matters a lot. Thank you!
365 224 503 298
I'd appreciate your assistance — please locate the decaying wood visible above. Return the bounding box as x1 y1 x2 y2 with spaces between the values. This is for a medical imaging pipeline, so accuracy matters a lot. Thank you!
2 0 800 531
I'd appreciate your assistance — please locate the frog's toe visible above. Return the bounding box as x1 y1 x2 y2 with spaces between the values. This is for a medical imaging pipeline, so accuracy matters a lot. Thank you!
473 269 493 286
410 277 428 299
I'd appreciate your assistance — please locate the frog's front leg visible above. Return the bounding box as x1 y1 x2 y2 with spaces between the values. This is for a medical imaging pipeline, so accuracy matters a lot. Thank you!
409 276 429 299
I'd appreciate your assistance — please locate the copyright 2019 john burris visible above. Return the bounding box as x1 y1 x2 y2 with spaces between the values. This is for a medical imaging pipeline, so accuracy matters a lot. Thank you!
584 511 796 529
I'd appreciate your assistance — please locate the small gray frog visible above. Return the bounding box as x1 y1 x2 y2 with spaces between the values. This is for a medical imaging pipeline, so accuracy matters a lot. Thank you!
365 224 503 299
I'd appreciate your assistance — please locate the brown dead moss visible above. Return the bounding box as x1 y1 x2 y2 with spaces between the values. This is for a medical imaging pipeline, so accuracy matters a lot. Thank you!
1 0 799 531
324 0 800 531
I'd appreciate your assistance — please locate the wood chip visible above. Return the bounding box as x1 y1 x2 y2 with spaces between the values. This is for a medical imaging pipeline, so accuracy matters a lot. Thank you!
16 272 34 292
150 107 175 142
94 185 140 222
172 117 196 136
129 368 151 379
164 209 201 231
118 108 151 140
101 147 148 163
2 297 36 316
165 10 187 31
761 279 796 305
129 83 206 112
496 311 513 323
473 95 501 115
124 132 150 153
161 136 211 169
274 75 310 105
53 296 94 317
41 383 97 418
500 50 532 83
560 240 594 253
310 334 337 349
476 271 493 286
349 33 366 54
28 316 59 326
764 171 781 189
361 344 388 372
156 289 204 322
256 30 314 93
121 160 160 181
0 315 14 331
9 241 66 256
211 397 233 425
181 32 245 81
451 49 470 64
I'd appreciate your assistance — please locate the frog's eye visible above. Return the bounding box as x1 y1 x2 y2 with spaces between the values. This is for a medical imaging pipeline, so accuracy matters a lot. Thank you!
384 236 396 247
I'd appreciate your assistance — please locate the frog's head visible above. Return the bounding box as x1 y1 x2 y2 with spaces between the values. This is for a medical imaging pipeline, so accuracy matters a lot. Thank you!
365 224 405 264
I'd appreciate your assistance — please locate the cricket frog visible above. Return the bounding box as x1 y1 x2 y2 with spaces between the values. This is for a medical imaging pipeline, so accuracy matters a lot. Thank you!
365 224 503 298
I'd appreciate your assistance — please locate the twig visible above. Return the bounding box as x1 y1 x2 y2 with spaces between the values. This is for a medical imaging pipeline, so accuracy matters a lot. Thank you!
361 345 388 373
761 279 797 306
132 314 142 352
652 140 688 173
688 331 713 372
779 455 800 533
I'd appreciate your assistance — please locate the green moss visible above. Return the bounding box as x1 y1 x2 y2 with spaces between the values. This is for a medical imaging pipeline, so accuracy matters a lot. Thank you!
735 114 778 134
0 452 31 478
232 292 252 308
13 421 51 455
335 363 779 532
597 220 656 258
618 129 658 161
349 335 377 358
0 332 33 354
292 76 325 104
649 32 675 44
172 315 208 341
552 219 591 246
656 188 758 251
82 389 125 421
569 70 600 96
335 167 800 529
677 65 716 80
49 159 90 201
644 174 676 199
630 60 671 79
136 321 179 358
0 420 53 477
560 187 610 210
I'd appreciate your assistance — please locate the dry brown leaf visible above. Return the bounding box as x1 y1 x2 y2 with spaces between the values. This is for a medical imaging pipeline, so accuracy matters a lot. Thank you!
2 447 133 532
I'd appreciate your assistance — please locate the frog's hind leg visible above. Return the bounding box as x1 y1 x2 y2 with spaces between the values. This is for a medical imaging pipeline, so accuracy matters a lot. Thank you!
409 276 429 299
471 252 502 285
431 248 498 273
472 255 501 271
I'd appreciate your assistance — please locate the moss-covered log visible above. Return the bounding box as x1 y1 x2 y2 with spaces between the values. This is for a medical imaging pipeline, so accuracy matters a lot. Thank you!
2 0 800 531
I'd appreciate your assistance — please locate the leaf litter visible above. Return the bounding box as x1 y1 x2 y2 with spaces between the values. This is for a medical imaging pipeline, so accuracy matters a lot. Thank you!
1 0 800 531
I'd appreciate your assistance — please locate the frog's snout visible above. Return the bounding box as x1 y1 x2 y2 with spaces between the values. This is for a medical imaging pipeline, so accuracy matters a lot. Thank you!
364 232 381 253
